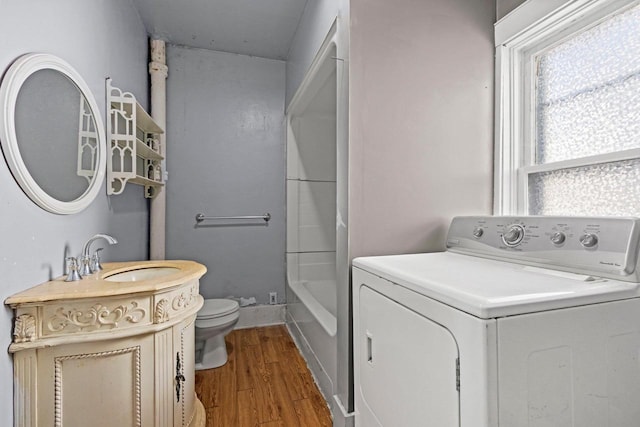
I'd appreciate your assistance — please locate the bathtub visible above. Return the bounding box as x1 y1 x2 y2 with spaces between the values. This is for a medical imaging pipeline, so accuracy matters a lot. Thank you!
286 277 338 402
289 280 337 336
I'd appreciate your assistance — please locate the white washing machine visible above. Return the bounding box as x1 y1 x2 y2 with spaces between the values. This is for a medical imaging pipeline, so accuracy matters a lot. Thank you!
353 216 640 427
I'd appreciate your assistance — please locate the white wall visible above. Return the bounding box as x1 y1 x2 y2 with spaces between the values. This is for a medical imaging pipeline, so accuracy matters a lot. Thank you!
0 1 150 425
165 45 286 304
349 0 496 258
497 0 528 20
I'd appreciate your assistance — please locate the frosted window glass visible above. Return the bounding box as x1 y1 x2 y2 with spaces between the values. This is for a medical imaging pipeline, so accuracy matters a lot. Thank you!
528 159 640 216
535 4 640 164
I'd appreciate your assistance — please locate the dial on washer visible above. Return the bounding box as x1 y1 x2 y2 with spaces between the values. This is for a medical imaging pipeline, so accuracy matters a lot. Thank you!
580 233 598 248
502 224 525 247
550 232 566 245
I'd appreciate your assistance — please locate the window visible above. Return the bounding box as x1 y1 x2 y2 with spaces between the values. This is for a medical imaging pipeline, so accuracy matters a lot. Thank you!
495 0 640 216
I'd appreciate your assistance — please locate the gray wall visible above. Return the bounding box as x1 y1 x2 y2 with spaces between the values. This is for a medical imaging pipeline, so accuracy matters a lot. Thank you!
165 45 286 304
286 0 347 106
0 1 150 424
349 0 496 259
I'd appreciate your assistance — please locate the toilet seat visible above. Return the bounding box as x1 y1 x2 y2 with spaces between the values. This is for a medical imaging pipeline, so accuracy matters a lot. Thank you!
197 298 239 320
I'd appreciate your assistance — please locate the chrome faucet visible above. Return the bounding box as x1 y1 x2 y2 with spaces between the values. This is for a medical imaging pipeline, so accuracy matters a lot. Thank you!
90 248 105 272
79 233 118 276
65 257 82 282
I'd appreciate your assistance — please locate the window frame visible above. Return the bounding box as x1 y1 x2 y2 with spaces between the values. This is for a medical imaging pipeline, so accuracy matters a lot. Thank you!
494 0 640 215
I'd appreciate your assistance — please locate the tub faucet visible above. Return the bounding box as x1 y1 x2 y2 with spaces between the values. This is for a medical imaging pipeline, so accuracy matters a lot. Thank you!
80 233 118 276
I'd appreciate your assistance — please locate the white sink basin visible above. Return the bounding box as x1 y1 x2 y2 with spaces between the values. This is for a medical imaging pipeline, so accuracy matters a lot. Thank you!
104 267 181 282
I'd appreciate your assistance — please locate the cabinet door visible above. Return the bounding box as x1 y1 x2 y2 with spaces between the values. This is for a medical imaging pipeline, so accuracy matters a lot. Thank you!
37 334 155 427
357 285 460 427
174 315 196 427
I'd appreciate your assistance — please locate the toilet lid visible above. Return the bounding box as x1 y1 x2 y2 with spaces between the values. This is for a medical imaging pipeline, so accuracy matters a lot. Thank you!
198 299 240 319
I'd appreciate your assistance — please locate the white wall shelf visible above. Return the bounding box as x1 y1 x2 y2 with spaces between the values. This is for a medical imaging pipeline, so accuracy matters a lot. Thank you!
107 78 164 198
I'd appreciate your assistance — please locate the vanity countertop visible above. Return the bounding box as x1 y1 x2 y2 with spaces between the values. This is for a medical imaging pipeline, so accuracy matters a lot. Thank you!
5 260 207 306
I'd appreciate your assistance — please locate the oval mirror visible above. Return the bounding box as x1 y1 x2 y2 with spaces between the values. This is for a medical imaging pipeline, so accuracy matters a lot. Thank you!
0 53 106 214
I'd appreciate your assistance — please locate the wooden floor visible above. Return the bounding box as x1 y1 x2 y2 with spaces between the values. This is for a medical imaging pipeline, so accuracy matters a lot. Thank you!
195 325 332 426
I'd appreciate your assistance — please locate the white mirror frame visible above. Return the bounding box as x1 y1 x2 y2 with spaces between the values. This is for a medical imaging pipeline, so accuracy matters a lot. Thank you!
0 53 106 214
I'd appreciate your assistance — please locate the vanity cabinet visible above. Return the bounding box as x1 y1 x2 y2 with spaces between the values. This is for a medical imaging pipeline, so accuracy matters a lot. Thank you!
106 79 164 198
6 260 206 427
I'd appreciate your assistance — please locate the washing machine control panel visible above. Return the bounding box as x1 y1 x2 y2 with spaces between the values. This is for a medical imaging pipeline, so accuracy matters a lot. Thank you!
446 216 640 281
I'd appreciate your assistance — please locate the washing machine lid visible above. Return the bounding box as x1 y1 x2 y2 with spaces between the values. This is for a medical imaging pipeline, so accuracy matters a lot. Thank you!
353 252 640 319
198 299 239 319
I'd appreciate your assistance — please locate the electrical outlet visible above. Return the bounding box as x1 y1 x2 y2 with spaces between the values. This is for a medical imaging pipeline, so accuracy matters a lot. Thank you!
269 292 277 305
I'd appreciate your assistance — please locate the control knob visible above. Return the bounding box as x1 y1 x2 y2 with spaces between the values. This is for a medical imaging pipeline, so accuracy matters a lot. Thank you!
579 233 598 248
550 232 566 245
502 224 525 247
472 227 483 239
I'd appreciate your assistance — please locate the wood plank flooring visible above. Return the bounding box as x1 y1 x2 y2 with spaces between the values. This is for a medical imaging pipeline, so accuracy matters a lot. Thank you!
195 325 333 426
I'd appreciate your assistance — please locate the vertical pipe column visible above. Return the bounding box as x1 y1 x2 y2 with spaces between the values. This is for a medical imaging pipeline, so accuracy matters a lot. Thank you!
149 39 168 260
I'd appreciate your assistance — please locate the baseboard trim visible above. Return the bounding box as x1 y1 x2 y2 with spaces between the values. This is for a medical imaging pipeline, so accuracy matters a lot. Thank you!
234 304 286 329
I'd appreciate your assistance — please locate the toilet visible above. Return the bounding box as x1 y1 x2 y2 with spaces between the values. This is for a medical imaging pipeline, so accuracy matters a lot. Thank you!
195 298 240 370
